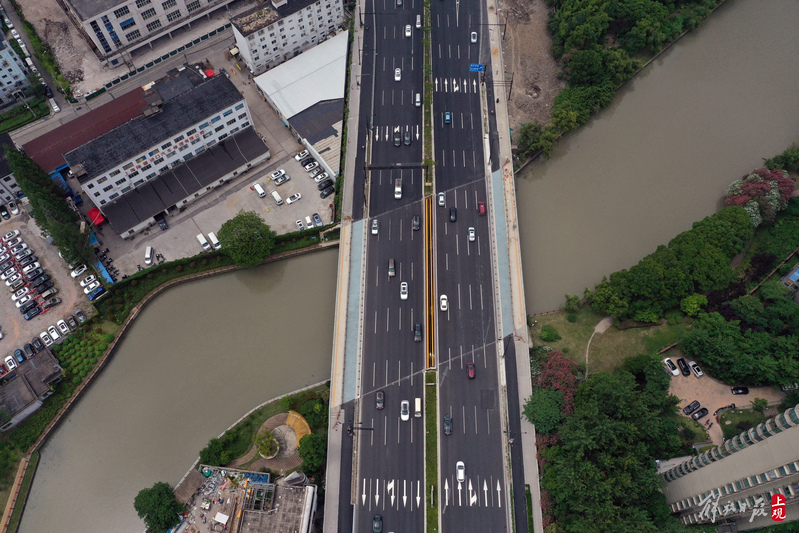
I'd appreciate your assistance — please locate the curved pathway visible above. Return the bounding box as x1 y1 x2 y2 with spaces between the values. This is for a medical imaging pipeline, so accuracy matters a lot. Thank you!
229 413 303 474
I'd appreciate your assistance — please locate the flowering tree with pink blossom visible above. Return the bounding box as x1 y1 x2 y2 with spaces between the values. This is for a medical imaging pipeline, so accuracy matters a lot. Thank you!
724 168 795 227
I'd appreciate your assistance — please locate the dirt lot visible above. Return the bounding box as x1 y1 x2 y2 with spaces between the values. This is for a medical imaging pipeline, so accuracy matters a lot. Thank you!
497 0 564 141
0 214 90 354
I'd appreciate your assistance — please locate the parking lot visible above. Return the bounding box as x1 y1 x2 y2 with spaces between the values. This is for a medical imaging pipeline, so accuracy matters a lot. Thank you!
0 215 93 365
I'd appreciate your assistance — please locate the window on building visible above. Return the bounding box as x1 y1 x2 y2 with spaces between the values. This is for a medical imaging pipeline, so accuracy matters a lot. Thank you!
121 186 131 193
238 113 247 120
223 109 233 116
229 126 240 135
241 121 250 128
210 116 221 123
153 157 164 165
161 142 172 150
141 164 152 171
203 131 213 139
94 192 100 197
123 162 134 170
179 144 189 151
98 176 109 184
103 185 114 192
113 6 131 18
128 170 139 178
134 179 145 187
126 29 141 41
146 19 162 31
218 133 228 141
121 19 136 30
173 134 185 143
162 0 177 8
226 118 236 126
115 178 127 185
142 7 157 19
136 0 152 8
167 151 178 158
109 169 121 177
166 10 181 22
187 128 197 135
214 125 225 132
87 183 95 189
191 137 201 145
187 0 201 12
109 192 119 200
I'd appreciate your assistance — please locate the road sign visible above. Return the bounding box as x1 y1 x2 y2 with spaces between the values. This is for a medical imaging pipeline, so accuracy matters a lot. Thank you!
469 63 484 72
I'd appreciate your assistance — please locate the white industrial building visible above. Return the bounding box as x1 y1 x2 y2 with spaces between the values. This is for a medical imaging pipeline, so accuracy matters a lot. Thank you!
0 36 30 106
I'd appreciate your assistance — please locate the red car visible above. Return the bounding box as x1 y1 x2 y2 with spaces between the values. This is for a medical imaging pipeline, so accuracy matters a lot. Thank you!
478 202 486 216
466 362 476 379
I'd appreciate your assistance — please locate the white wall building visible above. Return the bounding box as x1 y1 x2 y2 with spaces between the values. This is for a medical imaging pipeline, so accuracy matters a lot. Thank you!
231 0 345 76
0 37 30 106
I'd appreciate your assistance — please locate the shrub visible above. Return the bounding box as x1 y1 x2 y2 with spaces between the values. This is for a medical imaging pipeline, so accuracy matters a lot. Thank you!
539 325 562 342
255 430 279 457
566 314 577 323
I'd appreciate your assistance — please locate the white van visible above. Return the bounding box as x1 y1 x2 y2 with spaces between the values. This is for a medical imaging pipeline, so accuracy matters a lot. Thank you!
415 93 421 107
394 178 402 199
305 216 313 229
207 232 221 250
415 14 422 29
196 233 212 252
271 190 283 205
414 397 422 418
49 98 60 113
144 246 153 265
252 182 266 197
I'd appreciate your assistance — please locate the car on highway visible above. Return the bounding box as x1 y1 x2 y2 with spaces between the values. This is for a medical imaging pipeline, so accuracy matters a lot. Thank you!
466 362 476 379
295 220 305 230
314 172 330 183
303 161 319 172
373 514 383 533
414 323 422 342
449 207 457 222
731 386 749 395
274 175 290 186
31 337 45 352
269 169 286 180
677 357 690 376
689 360 704 378
691 408 709 421
75 309 87 323
456 461 465 483
320 186 335 198
317 178 334 191
478 201 486 215
439 294 448 311
400 400 410 421
286 193 302 204
405 24 411 37
412 215 420 231
42 297 61 310
80 274 97 287
663 357 679 376
400 281 408 300
468 227 475 241
443 415 452 435
40 331 54 347
371 219 379 235
47 325 60 340
57 319 70 335
294 149 309 161
470 31 477 43
394 131 401 147
69 263 87 277
438 192 445 206
2 230 19 242
376 390 384 410
312 213 323 227
683 400 701 416
404 130 411 145
11 287 29 301
83 281 101 294
444 111 451 124
394 68 401 81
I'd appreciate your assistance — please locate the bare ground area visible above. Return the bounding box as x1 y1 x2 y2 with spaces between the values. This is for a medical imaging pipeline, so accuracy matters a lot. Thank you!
499 0 564 145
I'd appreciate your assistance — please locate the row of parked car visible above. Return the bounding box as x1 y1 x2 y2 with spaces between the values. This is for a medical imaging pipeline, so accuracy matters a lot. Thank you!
2 230 58 320
663 356 703 378
295 149 335 199
0 201 20 220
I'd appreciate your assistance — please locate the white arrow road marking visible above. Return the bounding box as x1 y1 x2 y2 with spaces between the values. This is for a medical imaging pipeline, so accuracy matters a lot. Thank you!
453 78 460 92
435 78 439 91
457 480 463 506
416 480 421 508
403 480 407 507
444 78 449 92
469 480 477 506
388 479 395 507
462 79 467 92
444 479 449 507
496 480 502 507
362 479 367 506
375 479 380 507
374 128 379 141
385 127 390 142
483 480 488 506
416 124 420 140
473 79 477 92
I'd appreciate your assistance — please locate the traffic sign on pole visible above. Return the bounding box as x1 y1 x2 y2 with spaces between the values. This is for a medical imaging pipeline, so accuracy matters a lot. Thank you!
469 64 484 72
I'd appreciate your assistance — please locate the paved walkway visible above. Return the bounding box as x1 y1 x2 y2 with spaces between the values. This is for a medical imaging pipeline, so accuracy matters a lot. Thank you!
228 413 303 474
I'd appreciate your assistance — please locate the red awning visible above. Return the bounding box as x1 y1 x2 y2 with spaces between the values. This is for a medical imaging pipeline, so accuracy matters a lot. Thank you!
88 208 105 225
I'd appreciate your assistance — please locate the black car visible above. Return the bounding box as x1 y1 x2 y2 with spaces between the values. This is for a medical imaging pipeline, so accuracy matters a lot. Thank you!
31 337 44 352
449 207 457 222
320 186 335 198
373 514 382 533
683 400 701 416
443 414 453 436
156 215 169 230
376 390 384 410
18 255 38 268
412 215 420 231
691 407 709 421
731 386 749 395
25 268 44 281
66 315 78 329
317 178 334 191
403 130 411 146
393 131 401 147
414 323 422 343
677 357 690 376
0 204 8 219
75 309 87 323
23 306 41 320
19 300 38 314
0 259 14 271
45 86 53 98
300 157 315 167
42 297 61 310
35 280 54 294
23 344 35 358
30 273 51 288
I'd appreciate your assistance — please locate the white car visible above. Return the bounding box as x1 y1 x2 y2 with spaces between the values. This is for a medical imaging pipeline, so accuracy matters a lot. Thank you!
314 172 330 183
371 219 379 235
400 282 408 300
2 230 20 242
10 243 27 254
83 281 101 294
456 461 465 483
80 274 97 287
394 68 401 81
269 169 286 180
7 202 18 215
47 325 60 340
15 294 33 308
21 262 40 274
15 249 33 261
11 29 19 39
57 319 70 335
663 358 679 376
286 193 302 205
440 294 448 311
296 220 305 230
294 149 309 161
303 161 319 172
40 331 54 347
468 227 475 242
11 287 29 301
400 400 410 421
470 31 477 43
438 192 445 206
4 357 17 371
688 360 704 378
274 175 290 186
71 264 88 278
5 273 21 286
405 24 411 37
1 267 18 281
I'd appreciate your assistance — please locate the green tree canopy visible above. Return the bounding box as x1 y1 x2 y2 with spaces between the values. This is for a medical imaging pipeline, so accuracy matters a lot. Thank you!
298 432 327 477
133 481 184 533
217 210 277 268
523 388 565 434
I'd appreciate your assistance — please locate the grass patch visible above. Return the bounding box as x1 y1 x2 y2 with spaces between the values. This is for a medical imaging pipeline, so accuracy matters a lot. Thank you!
4 451 39 533
531 308 604 366
425 371 438 533
525 484 534 533
0 97 50 134
673 414 707 445
719 408 766 440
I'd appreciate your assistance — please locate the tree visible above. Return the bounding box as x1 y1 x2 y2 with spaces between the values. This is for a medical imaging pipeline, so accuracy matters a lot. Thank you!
255 430 278 457
680 293 707 317
516 121 544 159
751 397 768 413
724 168 794 226
563 294 581 313
523 388 564 434
217 210 277 268
134 482 184 533
298 432 327 476
539 325 561 342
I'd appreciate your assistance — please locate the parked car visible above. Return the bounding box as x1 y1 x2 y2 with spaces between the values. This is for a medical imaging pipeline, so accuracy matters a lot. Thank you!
18 255 38 268
4 272 21 286
4 356 16 371
376 390 384 410
11 287 29 301
57 319 69 335
40 331 53 347
66 315 78 329
23 307 41 320
312 213 323 227
466 362 476 379
21 262 41 275
677 357 690 376
42 297 61 310
19 300 38 314
10 243 28 255
7 278 24 292
8 201 18 215
731 386 749 395
1 267 18 281
83 281 101 294
274 175 290 186
31 274 51 288
14 294 33 308
14 349 24 363
688 360 704 378
303 161 319 172
4 237 21 248
300 157 315 167
31 337 44 352
39 287 58 299
25 267 44 281
310 167 324 177
286 193 302 204
87 286 105 301
295 220 305 231
663 358 679 376
75 309 87 323
443 415 452 435
269 169 286 180
80 274 97 287
71 264 87 278
1 230 19 242
47 325 60 340
400 400 410 421
683 400 701 416
320 186 335 198
317 179 334 191
440 294 448 311
23 344 35 358
691 408 709 421
294 149 309 161
400 282 408 300
35 281 54 295
15 249 32 261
